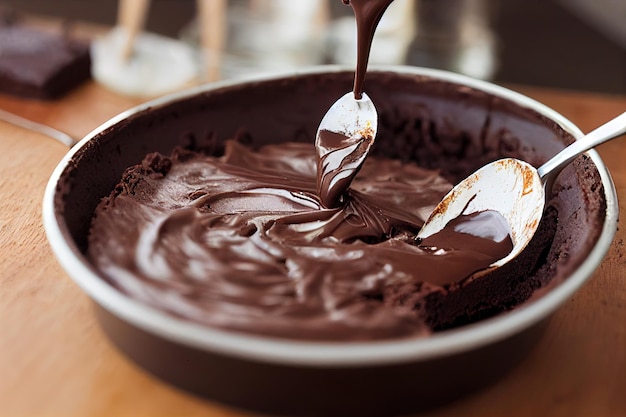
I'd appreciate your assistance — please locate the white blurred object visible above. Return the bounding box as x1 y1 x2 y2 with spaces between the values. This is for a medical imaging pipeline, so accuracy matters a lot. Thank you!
328 0 416 66
221 0 329 78
92 27 200 98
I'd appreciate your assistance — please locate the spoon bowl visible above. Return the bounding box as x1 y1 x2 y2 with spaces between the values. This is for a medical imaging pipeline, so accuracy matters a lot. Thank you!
316 92 377 139
418 111 626 269
315 91 377 207
417 158 544 268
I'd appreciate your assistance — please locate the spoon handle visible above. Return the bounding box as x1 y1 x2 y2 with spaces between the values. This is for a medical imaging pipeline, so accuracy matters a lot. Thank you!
537 111 626 188
0 109 77 147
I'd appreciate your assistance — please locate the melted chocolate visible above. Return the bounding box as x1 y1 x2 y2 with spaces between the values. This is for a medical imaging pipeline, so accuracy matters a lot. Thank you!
86 2 523 341
89 141 513 341
342 0 395 99
316 128 374 208
418 211 513 283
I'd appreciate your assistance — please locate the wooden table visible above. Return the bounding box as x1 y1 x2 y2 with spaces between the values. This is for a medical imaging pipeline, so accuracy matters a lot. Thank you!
0 81 624 417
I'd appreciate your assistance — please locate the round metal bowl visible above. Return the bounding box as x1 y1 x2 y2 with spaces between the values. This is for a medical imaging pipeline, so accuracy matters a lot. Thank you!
43 66 618 416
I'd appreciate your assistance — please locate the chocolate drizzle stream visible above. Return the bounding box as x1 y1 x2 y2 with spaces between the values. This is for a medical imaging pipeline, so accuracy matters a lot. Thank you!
343 0 395 99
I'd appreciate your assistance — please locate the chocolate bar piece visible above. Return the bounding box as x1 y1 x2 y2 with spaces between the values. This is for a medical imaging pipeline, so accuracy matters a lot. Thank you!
0 24 91 99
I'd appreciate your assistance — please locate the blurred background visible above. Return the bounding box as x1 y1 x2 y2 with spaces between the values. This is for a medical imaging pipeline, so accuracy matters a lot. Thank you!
2 0 625 95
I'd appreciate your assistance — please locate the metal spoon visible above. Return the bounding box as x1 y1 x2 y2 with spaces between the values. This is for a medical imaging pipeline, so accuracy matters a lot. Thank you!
0 109 77 147
417 111 626 269
315 91 377 208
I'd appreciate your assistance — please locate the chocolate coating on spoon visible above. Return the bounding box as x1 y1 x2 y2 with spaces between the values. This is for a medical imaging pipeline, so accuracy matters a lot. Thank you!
316 125 375 208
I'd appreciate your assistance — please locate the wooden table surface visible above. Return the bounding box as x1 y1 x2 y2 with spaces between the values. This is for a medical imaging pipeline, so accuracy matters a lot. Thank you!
0 80 624 417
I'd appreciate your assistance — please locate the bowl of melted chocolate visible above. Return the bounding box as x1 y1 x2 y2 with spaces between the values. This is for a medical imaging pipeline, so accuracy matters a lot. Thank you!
44 66 617 416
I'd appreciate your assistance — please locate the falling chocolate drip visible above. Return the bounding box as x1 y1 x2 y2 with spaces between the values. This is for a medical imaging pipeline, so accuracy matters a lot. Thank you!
342 0 395 99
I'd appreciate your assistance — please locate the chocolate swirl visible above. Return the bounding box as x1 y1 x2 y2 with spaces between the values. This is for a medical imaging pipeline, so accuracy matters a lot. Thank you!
89 141 513 341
